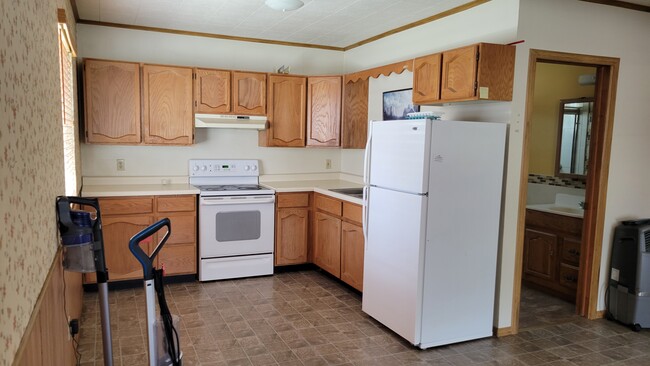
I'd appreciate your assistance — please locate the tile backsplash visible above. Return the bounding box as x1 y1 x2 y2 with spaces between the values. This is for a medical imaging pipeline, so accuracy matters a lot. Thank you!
528 173 586 189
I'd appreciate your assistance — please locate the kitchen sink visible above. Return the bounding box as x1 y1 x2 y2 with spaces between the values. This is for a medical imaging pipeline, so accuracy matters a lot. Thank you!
329 188 364 199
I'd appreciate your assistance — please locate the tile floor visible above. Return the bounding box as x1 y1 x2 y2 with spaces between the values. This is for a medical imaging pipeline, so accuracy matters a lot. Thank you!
77 270 650 365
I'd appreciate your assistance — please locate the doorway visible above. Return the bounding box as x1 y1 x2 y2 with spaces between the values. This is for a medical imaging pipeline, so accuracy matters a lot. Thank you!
512 49 620 333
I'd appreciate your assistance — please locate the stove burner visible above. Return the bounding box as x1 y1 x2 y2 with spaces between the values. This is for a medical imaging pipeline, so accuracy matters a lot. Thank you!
197 184 265 192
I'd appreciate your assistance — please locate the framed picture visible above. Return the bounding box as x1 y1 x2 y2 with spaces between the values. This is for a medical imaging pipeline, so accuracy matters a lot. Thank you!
382 88 420 120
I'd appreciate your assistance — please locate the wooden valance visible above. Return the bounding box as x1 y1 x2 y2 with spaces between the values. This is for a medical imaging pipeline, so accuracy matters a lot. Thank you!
344 59 413 84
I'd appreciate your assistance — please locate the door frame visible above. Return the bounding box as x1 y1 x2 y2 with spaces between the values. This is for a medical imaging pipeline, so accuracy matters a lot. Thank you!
511 49 620 332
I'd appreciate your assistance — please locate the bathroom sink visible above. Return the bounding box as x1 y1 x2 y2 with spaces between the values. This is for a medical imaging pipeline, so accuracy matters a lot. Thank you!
329 188 364 199
547 206 583 215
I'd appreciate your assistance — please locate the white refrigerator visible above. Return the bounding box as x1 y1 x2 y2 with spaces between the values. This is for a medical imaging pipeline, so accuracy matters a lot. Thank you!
362 118 506 349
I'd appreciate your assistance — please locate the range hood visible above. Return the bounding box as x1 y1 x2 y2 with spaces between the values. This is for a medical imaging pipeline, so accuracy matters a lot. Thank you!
195 114 268 130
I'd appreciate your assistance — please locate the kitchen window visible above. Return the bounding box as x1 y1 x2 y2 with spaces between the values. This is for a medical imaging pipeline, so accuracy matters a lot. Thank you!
58 9 77 196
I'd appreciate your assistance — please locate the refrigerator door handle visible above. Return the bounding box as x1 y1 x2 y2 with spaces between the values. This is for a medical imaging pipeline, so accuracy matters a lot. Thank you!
362 185 369 249
363 120 373 185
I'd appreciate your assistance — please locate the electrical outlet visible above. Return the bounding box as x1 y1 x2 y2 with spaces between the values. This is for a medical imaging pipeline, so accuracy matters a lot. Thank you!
325 159 332 169
116 159 126 171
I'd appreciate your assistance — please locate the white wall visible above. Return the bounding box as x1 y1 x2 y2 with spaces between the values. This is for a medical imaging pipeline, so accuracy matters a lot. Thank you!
343 0 520 72
506 0 650 319
77 24 345 177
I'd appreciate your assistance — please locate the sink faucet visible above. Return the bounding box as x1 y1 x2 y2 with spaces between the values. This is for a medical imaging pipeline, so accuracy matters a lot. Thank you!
579 201 585 209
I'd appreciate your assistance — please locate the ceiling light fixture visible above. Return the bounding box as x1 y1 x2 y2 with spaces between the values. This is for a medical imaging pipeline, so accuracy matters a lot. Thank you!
265 0 304 12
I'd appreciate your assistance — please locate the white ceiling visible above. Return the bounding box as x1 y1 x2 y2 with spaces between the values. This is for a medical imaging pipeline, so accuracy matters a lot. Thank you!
75 0 650 49
75 0 479 49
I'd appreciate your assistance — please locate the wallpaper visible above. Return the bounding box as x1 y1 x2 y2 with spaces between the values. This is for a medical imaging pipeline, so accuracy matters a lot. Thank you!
0 0 76 364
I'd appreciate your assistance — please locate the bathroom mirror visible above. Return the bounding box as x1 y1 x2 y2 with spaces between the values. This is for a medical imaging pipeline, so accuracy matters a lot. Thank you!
556 98 594 178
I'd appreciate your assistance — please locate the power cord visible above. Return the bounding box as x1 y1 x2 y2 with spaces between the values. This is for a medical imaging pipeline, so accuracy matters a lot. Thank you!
61 256 82 366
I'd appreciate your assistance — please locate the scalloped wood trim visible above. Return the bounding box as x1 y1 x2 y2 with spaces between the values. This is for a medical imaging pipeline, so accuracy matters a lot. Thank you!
344 60 414 84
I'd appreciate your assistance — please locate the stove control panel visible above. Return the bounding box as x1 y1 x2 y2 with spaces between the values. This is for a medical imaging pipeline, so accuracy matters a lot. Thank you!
189 159 260 177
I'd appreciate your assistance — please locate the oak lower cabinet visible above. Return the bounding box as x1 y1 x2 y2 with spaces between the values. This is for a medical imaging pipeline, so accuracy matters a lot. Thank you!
83 195 197 284
306 76 342 147
313 211 342 277
522 209 582 302
83 59 141 144
142 64 194 145
313 193 364 291
275 192 311 266
260 74 307 147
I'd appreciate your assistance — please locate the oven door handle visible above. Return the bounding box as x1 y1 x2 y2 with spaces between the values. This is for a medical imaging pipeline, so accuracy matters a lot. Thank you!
200 196 276 205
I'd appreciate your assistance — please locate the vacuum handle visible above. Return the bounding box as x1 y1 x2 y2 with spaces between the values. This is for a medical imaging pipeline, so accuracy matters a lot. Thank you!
129 218 171 281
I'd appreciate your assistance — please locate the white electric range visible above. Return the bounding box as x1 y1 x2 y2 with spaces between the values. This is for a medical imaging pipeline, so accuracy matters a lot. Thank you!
189 159 275 281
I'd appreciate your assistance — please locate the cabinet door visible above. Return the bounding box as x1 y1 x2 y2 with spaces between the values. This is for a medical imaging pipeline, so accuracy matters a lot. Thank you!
412 53 441 104
313 212 341 277
102 215 153 282
195 68 231 114
264 75 306 147
307 76 341 147
523 228 557 282
84 59 141 144
340 222 364 291
275 208 309 266
342 79 368 149
156 213 196 276
441 45 478 101
142 64 194 145
232 71 266 115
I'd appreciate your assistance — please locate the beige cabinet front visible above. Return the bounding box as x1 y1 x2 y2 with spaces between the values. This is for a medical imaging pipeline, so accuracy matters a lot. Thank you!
262 74 306 147
313 211 342 277
232 71 266 115
194 68 231 114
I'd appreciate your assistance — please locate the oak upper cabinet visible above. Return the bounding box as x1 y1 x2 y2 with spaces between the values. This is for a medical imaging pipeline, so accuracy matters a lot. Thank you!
261 74 306 147
142 64 194 145
412 53 441 104
232 71 266 115
275 192 311 266
83 59 141 144
306 76 342 147
342 78 369 149
440 43 515 102
194 68 231 114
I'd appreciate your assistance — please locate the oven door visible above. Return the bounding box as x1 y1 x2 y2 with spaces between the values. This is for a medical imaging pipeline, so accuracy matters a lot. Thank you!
199 195 275 258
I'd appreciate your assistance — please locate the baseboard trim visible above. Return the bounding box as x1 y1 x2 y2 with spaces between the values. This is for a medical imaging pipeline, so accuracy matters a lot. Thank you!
493 326 515 337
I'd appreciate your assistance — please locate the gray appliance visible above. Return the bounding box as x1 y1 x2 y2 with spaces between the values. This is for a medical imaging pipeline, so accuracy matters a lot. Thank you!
607 219 650 331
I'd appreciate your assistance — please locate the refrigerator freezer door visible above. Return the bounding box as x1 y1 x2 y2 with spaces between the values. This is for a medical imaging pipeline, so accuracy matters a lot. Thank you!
368 119 431 194
419 120 506 348
362 186 428 345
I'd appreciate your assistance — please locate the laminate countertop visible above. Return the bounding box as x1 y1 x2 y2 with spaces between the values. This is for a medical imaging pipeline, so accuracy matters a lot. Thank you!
261 179 364 205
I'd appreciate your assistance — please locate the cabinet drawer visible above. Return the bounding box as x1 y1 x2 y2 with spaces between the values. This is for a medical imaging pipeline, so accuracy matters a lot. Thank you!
277 192 310 208
99 197 153 215
342 202 362 224
157 195 196 212
559 264 579 290
525 209 583 236
315 194 342 216
561 237 581 266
